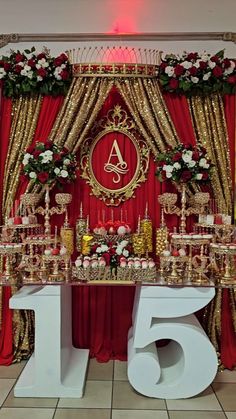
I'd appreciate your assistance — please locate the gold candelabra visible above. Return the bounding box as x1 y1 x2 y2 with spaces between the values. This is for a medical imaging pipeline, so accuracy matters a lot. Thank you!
22 185 72 235
158 184 210 233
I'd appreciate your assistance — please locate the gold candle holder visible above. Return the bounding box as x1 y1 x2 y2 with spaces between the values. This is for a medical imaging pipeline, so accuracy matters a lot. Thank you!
141 204 153 254
60 226 74 255
76 203 87 251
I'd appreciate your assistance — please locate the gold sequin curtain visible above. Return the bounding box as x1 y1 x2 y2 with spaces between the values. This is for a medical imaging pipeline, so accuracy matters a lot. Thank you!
189 94 235 369
188 94 233 215
1 95 42 361
115 78 179 157
49 77 114 152
2 95 43 220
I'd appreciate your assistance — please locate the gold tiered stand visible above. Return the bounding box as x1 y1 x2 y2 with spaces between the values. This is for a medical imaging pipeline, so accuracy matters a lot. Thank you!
209 243 236 285
0 243 23 285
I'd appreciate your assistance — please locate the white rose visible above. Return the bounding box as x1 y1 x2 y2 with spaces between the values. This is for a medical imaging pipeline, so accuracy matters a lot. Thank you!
44 150 53 155
24 65 31 71
203 72 211 81
101 244 108 252
173 162 181 170
165 66 174 77
204 163 210 169
27 71 33 79
200 52 210 62
29 172 37 179
96 247 102 253
123 249 129 257
188 160 196 168
36 63 41 69
37 76 43 81
191 76 199 84
54 167 60 175
196 173 203 180
60 170 68 178
163 164 173 173
199 158 207 167
182 151 193 163
208 61 216 69
116 247 122 255
166 172 172 178
182 61 193 69
0 69 6 79
63 158 70 166
120 240 128 248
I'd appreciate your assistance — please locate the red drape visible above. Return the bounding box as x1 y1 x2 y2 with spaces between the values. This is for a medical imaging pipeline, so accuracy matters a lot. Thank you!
15 96 64 200
0 95 64 364
0 90 14 364
68 87 162 361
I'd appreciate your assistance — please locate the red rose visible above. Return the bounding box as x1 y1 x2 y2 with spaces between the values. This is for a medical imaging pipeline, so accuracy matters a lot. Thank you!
37 68 47 78
33 150 41 159
187 52 198 61
174 64 184 76
37 172 49 183
180 170 192 182
15 65 22 74
37 53 46 60
223 58 231 69
212 66 223 77
28 59 36 68
199 61 207 70
161 170 167 180
160 62 167 71
54 57 63 67
44 140 53 150
210 55 220 63
59 53 68 62
53 153 61 161
3 62 11 71
169 78 179 90
202 172 209 180
192 151 200 161
189 66 198 76
173 152 182 161
60 70 69 80
15 53 24 63
227 75 236 85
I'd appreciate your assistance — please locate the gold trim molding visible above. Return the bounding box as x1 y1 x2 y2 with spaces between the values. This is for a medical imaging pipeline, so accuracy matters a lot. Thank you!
1 32 236 48
80 105 150 206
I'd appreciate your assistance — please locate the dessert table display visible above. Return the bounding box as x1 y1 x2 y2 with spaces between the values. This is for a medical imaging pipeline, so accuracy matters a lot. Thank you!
1 142 235 399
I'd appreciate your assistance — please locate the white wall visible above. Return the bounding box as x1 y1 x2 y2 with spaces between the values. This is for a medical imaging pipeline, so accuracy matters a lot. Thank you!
0 0 236 58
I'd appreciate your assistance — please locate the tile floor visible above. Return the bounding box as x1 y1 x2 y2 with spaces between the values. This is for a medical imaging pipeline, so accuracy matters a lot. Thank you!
0 359 235 419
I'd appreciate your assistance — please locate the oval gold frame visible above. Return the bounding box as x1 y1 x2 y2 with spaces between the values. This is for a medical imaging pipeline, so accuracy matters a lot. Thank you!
80 105 150 206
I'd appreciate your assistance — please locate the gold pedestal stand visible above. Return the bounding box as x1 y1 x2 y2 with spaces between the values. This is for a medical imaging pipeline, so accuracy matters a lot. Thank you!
0 244 23 285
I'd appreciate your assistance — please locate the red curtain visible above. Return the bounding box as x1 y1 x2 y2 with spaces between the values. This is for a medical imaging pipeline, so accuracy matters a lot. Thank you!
0 91 14 364
66 88 162 361
0 95 64 364
15 96 64 200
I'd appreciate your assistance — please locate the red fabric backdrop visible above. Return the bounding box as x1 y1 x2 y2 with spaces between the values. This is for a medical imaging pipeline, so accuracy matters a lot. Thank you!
0 87 235 368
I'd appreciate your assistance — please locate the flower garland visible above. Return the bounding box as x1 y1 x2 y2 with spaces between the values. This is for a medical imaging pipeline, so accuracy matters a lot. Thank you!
156 143 213 184
21 140 77 187
158 50 236 95
0 47 72 97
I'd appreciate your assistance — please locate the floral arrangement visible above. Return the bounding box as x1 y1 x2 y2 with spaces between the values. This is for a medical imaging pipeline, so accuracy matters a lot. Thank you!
156 143 213 184
158 50 236 95
21 140 77 186
90 239 133 268
0 47 71 97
